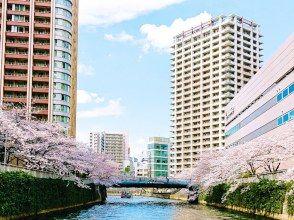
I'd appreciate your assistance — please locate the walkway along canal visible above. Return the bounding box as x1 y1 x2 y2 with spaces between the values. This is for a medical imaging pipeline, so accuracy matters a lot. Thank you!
43 196 271 220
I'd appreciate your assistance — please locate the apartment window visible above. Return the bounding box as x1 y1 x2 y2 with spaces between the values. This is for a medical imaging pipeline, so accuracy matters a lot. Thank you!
53 115 69 123
12 15 26 22
56 0 73 7
54 82 70 92
14 4 26 11
55 29 71 39
53 93 70 102
55 18 72 29
55 7 72 18
55 50 71 60
53 104 70 113
11 26 25 33
54 61 71 70
54 71 71 81
55 39 71 50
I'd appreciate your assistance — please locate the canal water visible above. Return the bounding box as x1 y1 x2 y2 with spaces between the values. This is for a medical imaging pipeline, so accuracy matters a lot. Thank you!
44 196 270 220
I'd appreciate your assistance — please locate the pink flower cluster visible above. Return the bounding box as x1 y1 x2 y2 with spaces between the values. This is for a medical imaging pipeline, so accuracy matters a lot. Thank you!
0 106 121 187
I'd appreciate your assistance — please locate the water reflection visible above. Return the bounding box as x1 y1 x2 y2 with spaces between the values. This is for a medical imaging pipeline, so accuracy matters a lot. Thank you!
44 196 270 220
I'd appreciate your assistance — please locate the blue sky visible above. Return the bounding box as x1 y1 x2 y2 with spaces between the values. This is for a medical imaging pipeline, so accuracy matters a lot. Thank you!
76 0 294 157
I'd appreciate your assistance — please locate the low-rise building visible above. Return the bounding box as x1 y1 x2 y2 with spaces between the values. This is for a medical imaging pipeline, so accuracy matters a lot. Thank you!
148 137 169 178
225 34 294 147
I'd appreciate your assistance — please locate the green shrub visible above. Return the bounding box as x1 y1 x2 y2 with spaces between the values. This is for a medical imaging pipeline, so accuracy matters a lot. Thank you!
225 179 289 214
288 194 294 216
0 171 99 216
205 183 230 204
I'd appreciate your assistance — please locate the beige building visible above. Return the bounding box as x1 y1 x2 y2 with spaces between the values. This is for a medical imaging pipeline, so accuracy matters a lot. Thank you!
89 132 129 168
0 0 78 136
170 14 263 176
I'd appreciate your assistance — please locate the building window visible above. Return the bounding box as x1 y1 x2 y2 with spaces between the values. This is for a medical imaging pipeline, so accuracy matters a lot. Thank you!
277 93 283 102
277 109 294 126
290 84 294 93
277 83 294 102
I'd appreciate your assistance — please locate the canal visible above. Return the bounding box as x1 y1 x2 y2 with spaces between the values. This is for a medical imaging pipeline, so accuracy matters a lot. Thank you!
45 196 270 220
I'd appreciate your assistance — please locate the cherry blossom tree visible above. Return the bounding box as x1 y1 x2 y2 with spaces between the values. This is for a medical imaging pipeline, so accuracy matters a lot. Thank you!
0 105 121 187
189 120 294 188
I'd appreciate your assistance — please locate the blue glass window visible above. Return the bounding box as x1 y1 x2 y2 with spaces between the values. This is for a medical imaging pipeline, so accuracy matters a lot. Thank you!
283 114 289 122
277 93 283 102
283 88 289 98
290 110 294 120
290 84 294 94
277 117 283 126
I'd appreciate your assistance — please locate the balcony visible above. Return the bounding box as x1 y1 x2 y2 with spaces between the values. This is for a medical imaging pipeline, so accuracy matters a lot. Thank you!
34 43 50 50
32 109 48 115
6 31 29 38
32 98 49 104
4 74 27 81
32 87 49 93
3 97 27 103
33 54 50 61
6 42 29 49
5 53 28 59
35 11 51 18
7 9 30 16
5 63 28 70
35 22 50 28
34 33 50 39
32 76 49 82
35 0 51 7
3 85 27 92
7 0 30 5
33 65 49 71
6 20 30 27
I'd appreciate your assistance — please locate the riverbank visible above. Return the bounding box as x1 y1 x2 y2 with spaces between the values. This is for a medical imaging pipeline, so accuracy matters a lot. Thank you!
199 180 294 220
0 172 107 220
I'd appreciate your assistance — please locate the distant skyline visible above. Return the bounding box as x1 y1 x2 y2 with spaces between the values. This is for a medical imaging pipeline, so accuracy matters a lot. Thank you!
76 0 294 157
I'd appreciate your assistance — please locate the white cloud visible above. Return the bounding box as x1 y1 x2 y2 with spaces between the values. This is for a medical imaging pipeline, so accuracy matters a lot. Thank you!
77 99 123 118
105 31 134 42
78 64 95 76
140 11 212 52
77 90 104 104
79 0 185 26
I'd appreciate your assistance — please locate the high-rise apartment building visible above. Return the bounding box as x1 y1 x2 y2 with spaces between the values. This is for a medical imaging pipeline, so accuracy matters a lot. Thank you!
89 132 129 168
170 14 263 176
0 0 78 136
148 137 169 177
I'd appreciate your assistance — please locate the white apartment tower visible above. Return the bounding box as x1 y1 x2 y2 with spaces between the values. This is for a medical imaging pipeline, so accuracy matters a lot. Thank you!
89 132 129 168
170 14 263 176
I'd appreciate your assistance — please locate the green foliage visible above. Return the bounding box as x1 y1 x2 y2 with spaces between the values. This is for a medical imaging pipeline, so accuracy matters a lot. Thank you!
0 171 99 216
225 179 290 214
288 193 294 216
205 183 230 204
124 166 131 174
240 171 253 178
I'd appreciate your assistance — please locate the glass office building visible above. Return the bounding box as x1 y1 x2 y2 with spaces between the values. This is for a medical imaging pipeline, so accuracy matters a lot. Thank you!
148 137 170 177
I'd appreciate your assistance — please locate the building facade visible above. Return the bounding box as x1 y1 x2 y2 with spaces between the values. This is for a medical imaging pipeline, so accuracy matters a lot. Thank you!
0 0 78 136
225 35 294 147
170 14 262 176
89 132 129 168
147 137 169 178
